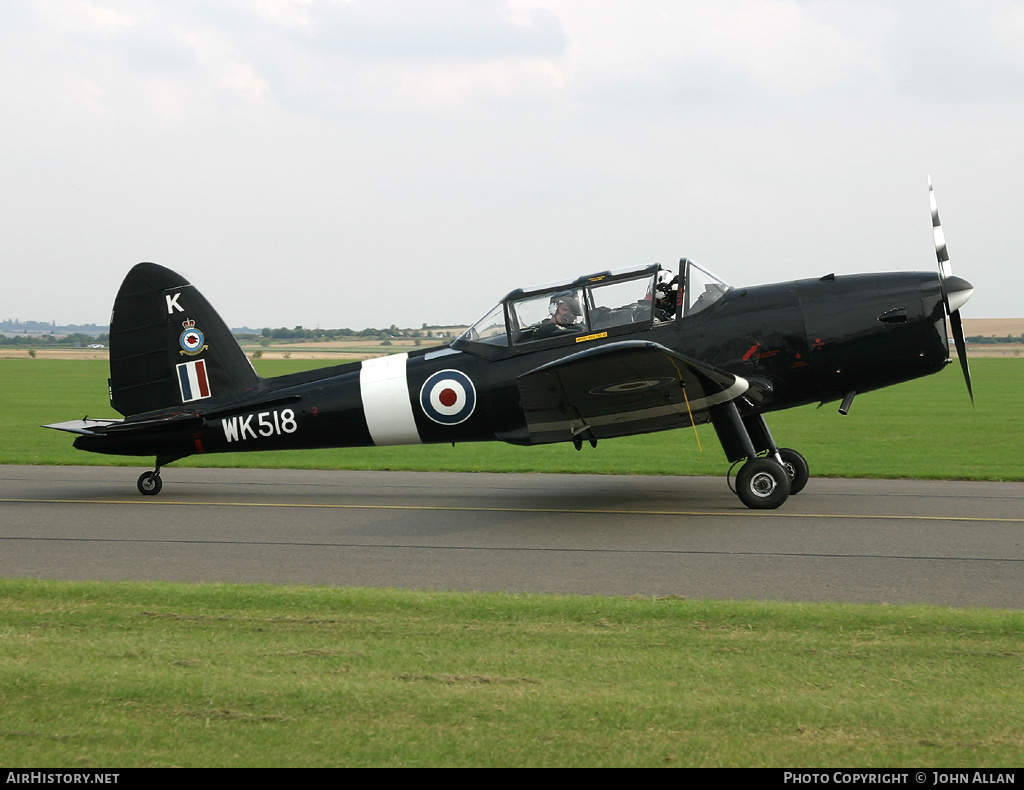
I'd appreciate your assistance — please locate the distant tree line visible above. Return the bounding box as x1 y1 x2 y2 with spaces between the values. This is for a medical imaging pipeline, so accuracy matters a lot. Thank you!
251 325 460 342
2 319 108 334
0 332 109 346
965 335 1024 344
5 315 1020 349
3 320 464 347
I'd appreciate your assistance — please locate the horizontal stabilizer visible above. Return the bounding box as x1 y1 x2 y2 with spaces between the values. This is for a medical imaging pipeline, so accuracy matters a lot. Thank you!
513 340 750 444
43 418 124 436
44 412 203 436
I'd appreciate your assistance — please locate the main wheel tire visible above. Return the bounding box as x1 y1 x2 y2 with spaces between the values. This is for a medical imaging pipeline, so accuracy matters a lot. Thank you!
735 458 791 510
137 471 162 496
777 448 809 495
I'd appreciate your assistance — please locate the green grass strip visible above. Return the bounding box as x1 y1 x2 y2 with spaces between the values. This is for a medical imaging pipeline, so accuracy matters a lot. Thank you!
1 578 1022 767
6 358 1022 480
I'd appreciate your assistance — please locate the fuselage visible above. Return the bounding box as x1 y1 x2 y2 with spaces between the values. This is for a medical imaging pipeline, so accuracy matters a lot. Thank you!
74 268 952 462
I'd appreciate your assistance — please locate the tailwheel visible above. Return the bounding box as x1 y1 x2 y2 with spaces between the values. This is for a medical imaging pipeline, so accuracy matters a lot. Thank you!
137 471 162 496
735 458 791 510
777 448 809 495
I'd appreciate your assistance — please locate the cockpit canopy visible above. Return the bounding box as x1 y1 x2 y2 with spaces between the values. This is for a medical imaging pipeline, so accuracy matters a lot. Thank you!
453 259 730 358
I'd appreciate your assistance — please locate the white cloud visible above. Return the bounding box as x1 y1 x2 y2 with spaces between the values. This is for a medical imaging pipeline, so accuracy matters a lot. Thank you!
37 0 136 34
526 0 894 110
1 0 1021 328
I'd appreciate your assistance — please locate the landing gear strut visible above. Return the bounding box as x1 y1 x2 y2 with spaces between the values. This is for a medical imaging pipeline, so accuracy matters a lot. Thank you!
711 402 808 510
777 447 809 495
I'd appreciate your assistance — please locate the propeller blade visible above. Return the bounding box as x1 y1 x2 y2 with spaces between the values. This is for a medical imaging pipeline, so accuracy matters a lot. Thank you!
949 309 974 405
928 176 974 403
929 176 952 282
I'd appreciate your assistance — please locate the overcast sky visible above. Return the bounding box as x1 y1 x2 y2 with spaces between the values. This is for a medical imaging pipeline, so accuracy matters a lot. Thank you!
3 0 1021 330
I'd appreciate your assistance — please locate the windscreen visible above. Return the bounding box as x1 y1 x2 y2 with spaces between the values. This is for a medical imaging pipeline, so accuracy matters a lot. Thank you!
684 260 730 316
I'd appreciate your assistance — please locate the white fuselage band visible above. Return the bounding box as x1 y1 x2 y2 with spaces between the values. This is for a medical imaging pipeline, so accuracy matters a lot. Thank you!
359 354 422 446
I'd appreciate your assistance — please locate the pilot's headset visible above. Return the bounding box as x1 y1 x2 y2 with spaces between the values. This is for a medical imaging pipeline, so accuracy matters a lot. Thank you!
548 292 582 322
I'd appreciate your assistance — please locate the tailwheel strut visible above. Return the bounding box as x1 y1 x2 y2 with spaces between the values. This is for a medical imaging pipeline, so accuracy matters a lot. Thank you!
136 454 184 496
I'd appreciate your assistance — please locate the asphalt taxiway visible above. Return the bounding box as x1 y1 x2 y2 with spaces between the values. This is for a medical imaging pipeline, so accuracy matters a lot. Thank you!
2 465 1022 608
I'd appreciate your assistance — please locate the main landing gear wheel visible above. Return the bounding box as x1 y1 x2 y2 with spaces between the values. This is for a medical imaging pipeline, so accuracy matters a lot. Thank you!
736 458 791 510
137 471 162 496
777 448 809 495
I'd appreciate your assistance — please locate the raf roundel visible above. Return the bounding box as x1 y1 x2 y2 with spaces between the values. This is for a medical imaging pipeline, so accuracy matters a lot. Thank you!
420 369 477 426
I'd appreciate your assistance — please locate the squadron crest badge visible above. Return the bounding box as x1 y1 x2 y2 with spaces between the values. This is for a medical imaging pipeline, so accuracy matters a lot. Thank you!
179 318 208 356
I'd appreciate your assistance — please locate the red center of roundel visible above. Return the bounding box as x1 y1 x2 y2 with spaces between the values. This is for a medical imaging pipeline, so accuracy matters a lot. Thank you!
439 387 458 408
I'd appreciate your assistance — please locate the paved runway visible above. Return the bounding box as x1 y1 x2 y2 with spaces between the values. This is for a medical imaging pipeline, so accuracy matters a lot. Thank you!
2 465 1023 608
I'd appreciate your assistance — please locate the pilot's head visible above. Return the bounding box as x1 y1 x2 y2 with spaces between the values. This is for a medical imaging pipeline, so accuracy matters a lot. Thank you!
549 293 581 326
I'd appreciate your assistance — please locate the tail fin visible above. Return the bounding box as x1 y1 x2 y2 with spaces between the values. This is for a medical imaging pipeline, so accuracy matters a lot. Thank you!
109 262 260 416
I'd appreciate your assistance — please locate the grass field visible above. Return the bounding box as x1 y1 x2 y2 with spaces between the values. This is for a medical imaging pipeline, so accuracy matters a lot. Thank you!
4 357 1022 480
3 358 1023 767
2 579 1022 768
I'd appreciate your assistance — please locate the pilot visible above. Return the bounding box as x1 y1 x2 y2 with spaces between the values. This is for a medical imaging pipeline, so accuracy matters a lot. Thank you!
536 293 584 339
655 277 680 321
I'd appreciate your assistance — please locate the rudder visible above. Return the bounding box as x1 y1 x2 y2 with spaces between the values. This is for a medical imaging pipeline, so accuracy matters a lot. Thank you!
109 262 260 416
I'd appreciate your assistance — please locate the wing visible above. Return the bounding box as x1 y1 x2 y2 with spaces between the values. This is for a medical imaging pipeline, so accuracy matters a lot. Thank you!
507 340 760 444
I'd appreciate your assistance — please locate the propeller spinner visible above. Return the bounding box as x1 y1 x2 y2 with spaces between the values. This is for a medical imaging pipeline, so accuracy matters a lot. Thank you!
929 176 974 403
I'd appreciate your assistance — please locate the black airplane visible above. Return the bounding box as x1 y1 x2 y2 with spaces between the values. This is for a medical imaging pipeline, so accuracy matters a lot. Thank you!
46 180 973 509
